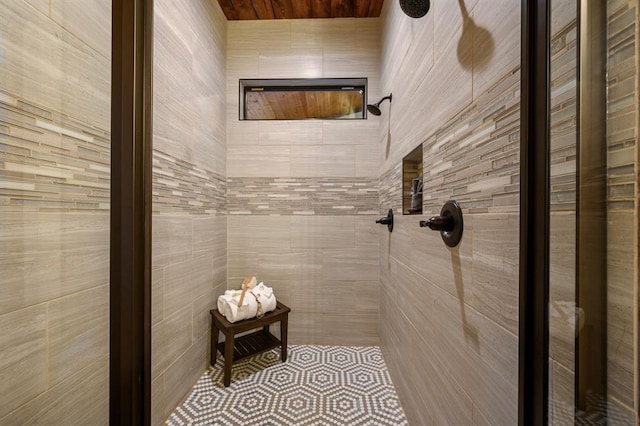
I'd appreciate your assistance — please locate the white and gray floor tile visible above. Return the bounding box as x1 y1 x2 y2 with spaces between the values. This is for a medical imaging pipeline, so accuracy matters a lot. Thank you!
167 345 408 426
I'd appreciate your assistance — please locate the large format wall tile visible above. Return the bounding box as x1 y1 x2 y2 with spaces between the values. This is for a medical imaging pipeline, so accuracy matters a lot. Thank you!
290 145 356 177
291 216 356 249
50 0 111 59
228 20 292 52
0 357 108 426
469 214 519 335
152 216 193 268
227 201 380 345
471 0 520 99
227 145 292 177
0 305 47 419
0 1 110 130
151 306 194 380
0 213 109 315
163 255 214 319
259 48 323 78
47 285 109 386
228 216 292 251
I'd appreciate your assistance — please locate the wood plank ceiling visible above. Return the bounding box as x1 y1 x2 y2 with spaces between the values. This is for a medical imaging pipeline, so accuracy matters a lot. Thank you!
217 0 384 20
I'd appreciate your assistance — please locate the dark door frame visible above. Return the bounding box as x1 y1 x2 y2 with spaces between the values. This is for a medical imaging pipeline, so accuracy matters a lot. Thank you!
519 0 550 425
110 0 153 424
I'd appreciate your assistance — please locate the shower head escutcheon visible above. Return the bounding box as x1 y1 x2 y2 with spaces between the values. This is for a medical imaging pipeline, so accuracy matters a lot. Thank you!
367 94 392 117
400 0 431 18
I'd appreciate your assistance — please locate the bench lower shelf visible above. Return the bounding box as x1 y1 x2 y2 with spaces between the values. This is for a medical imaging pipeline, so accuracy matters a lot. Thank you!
210 301 290 387
217 329 281 362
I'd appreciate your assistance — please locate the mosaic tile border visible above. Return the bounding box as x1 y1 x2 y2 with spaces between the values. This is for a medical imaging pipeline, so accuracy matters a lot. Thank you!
0 90 110 213
227 177 379 215
421 67 521 214
0 90 227 216
379 68 521 216
153 150 226 215
166 345 408 426
379 164 402 214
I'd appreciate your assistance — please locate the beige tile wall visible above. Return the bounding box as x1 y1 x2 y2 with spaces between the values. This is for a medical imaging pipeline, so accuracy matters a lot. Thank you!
378 0 521 424
226 18 381 346
151 0 228 424
0 1 110 423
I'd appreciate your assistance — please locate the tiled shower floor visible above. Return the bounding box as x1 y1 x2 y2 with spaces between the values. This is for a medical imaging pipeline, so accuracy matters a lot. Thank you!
166 345 408 425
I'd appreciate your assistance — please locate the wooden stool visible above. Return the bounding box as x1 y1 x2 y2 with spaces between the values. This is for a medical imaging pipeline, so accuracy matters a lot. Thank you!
210 301 291 387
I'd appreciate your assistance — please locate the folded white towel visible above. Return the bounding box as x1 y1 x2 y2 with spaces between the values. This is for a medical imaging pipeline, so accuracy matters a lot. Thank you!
217 282 277 323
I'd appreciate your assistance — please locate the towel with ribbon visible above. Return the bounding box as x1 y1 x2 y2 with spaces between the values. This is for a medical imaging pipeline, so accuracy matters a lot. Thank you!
216 276 277 323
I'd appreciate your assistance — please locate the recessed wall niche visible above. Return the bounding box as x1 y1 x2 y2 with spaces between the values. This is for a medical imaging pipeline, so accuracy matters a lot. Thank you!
403 144 423 214
239 78 367 120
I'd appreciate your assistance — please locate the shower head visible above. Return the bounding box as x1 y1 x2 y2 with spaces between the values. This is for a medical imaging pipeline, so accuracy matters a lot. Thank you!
367 94 392 117
400 0 431 18
367 104 382 116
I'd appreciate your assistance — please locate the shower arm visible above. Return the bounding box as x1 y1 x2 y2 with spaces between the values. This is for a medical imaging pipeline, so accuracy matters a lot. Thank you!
377 95 392 105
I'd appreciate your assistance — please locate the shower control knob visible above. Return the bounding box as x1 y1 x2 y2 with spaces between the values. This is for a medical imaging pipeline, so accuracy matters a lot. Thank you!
376 209 394 232
419 200 464 247
419 215 453 231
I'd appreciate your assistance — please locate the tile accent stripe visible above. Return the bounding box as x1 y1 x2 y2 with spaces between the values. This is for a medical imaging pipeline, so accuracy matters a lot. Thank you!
422 67 521 214
379 68 521 215
379 164 402 214
152 151 226 215
0 90 110 212
0 90 226 216
227 177 379 215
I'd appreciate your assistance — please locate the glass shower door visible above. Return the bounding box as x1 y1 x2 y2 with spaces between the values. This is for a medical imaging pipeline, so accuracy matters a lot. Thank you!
548 0 638 424
0 1 111 423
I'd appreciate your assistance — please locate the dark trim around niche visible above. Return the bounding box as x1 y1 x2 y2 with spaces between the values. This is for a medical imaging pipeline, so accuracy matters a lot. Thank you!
519 0 550 425
110 0 153 424
239 77 368 120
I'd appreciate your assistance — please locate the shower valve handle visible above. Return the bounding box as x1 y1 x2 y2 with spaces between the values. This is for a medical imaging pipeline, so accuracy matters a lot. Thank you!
376 217 392 225
419 201 464 248
419 215 453 231
376 209 394 232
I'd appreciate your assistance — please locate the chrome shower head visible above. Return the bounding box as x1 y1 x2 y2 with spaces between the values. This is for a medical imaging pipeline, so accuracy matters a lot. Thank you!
400 0 431 18
367 94 392 117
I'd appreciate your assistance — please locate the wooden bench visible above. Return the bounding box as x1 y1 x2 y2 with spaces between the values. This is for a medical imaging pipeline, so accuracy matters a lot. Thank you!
210 301 291 387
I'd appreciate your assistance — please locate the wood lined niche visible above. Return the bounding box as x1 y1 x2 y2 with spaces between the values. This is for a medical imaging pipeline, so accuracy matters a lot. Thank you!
245 90 364 119
240 78 367 120
217 0 384 20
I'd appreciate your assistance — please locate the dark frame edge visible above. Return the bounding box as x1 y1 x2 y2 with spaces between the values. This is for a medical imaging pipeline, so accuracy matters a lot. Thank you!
143 0 154 421
110 0 153 424
519 0 550 425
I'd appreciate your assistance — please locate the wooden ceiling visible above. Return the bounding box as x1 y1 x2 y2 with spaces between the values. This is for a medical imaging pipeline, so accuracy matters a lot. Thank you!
217 0 384 20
